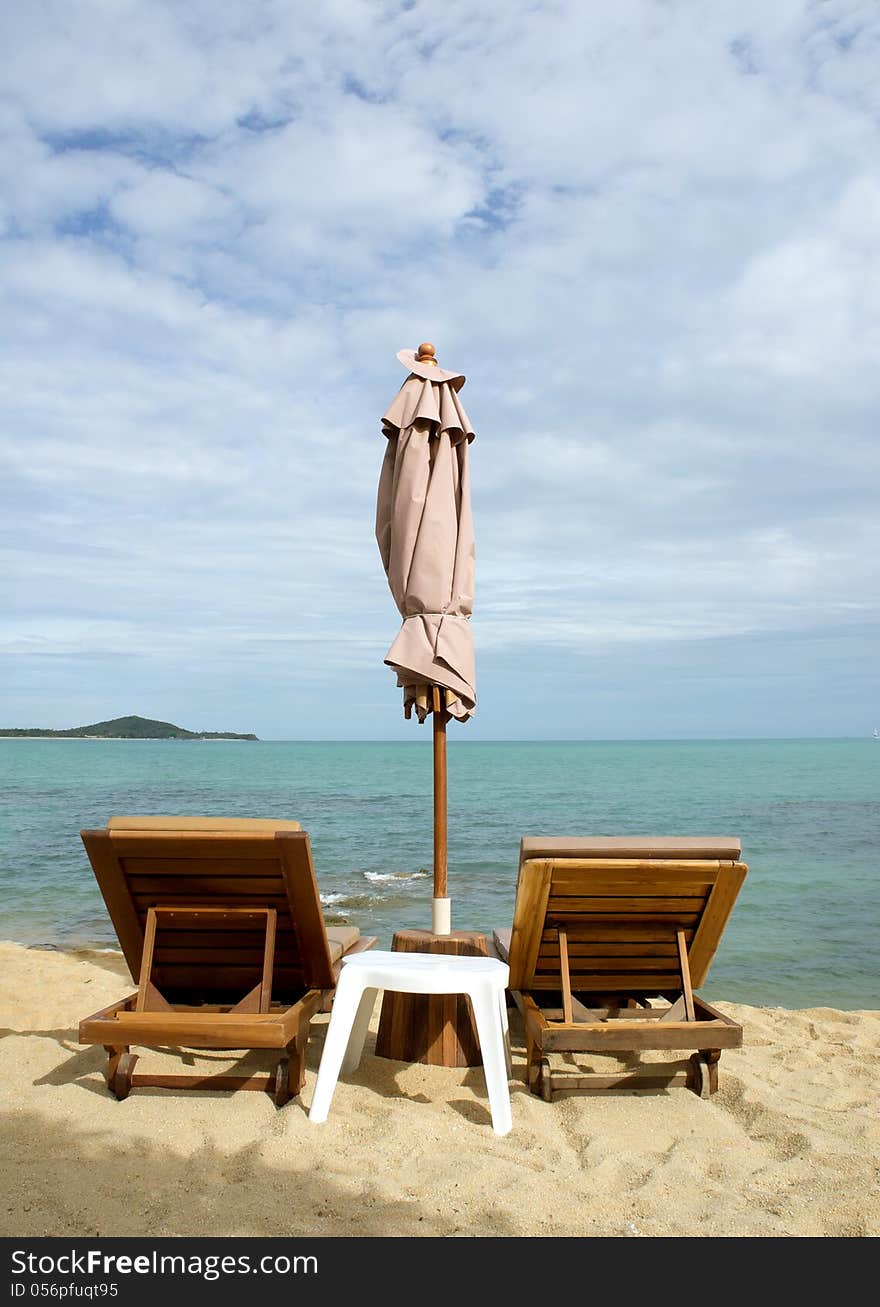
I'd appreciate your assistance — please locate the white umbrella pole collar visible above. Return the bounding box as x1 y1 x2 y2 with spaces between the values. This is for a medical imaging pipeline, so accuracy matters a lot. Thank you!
432 897 451 936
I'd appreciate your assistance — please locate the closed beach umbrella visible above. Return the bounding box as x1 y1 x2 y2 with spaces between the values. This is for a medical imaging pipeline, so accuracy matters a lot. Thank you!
376 343 476 935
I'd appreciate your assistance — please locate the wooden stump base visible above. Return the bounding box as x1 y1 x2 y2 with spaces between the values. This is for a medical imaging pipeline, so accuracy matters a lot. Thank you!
374 929 490 1068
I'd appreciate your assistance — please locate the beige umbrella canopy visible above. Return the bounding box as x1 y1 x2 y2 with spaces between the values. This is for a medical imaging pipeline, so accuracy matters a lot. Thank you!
376 342 476 935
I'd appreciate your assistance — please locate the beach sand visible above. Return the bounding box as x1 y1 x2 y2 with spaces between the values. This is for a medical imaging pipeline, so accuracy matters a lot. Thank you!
1 940 877 1239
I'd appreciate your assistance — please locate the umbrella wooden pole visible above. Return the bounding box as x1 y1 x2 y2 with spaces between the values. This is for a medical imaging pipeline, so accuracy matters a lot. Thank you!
431 685 451 935
377 686 490 1066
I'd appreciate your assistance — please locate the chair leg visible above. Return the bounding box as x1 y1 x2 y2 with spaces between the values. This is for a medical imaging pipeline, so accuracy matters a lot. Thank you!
110 1051 138 1100
308 969 365 1124
341 987 379 1074
497 986 513 1076
273 1056 291 1107
691 1049 720 1097
470 987 513 1137
525 1029 541 1094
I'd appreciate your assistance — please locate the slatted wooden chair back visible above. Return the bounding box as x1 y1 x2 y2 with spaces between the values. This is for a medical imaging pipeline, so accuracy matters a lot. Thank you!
507 837 747 995
80 818 336 997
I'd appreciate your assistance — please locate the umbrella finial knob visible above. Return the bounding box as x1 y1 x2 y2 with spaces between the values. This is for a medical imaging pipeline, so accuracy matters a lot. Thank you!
416 342 438 366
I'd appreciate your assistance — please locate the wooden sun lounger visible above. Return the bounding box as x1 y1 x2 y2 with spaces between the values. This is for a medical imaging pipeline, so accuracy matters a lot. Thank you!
78 816 376 1105
493 837 748 1101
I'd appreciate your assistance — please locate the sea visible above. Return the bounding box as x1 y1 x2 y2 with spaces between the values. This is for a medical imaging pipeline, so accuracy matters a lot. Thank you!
1 737 877 1010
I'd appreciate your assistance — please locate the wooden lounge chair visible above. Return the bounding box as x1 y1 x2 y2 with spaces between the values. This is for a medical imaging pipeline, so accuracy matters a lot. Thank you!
493 837 747 1101
78 816 376 1105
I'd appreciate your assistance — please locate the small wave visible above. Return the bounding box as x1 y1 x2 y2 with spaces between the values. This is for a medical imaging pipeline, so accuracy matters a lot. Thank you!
321 892 380 910
363 870 430 883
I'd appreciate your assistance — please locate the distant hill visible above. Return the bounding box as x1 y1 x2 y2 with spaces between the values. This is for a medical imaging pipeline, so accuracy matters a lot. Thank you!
0 715 259 740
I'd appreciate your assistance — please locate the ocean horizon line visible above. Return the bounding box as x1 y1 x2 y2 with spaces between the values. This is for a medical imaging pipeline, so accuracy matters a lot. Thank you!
2 733 872 744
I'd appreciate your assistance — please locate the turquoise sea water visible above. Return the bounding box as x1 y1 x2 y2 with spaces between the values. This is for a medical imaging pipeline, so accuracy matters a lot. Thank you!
0 738 877 1010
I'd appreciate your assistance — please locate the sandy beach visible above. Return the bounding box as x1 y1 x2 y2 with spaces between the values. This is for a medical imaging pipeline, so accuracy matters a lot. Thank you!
1 940 877 1239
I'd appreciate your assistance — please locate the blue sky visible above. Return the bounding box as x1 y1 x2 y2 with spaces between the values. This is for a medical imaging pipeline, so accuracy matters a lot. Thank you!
2 0 878 740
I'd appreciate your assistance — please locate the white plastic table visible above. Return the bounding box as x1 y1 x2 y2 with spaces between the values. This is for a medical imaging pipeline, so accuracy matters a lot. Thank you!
308 949 513 1135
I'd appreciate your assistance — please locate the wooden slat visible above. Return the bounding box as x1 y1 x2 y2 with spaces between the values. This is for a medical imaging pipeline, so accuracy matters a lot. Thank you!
152 957 303 975
80 830 146 981
98 1015 295 1049
109 833 289 858
129 1073 277 1092
546 858 727 874
155 946 274 965
538 941 680 958
428 990 461 1066
687 863 748 987
136 908 159 1010
540 923 695 942
154 927 292 946
126 1071 275 1092
677 928 695 1021
540 1006 670 1022
109 816 301 833
542 1021 743 1052
546 913 700 928
558 928 573 1023
128 875 286 897
90 1008 296 1024
550 866 719 889
508 860 553 989
165 1002 299 1015
526 972 682 991
277 833 335 989
547 896 706 913
120 857 281 877
535 955 677 973
91 987 325 1039
385 983 416 1062
545 1070 693 1092
154 965 305 988
260 908 277 1012
130 891 293 908
152 906 272 921
131 893 291 915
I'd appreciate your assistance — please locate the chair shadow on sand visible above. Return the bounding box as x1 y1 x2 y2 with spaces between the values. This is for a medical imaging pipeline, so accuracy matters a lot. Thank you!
15 1013 517 1123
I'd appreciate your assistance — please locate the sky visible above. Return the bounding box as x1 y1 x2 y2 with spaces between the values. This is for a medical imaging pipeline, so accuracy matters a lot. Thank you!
1 0 878 740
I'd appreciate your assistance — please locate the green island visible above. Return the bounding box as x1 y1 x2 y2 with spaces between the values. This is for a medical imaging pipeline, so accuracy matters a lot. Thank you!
0 715 259 740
